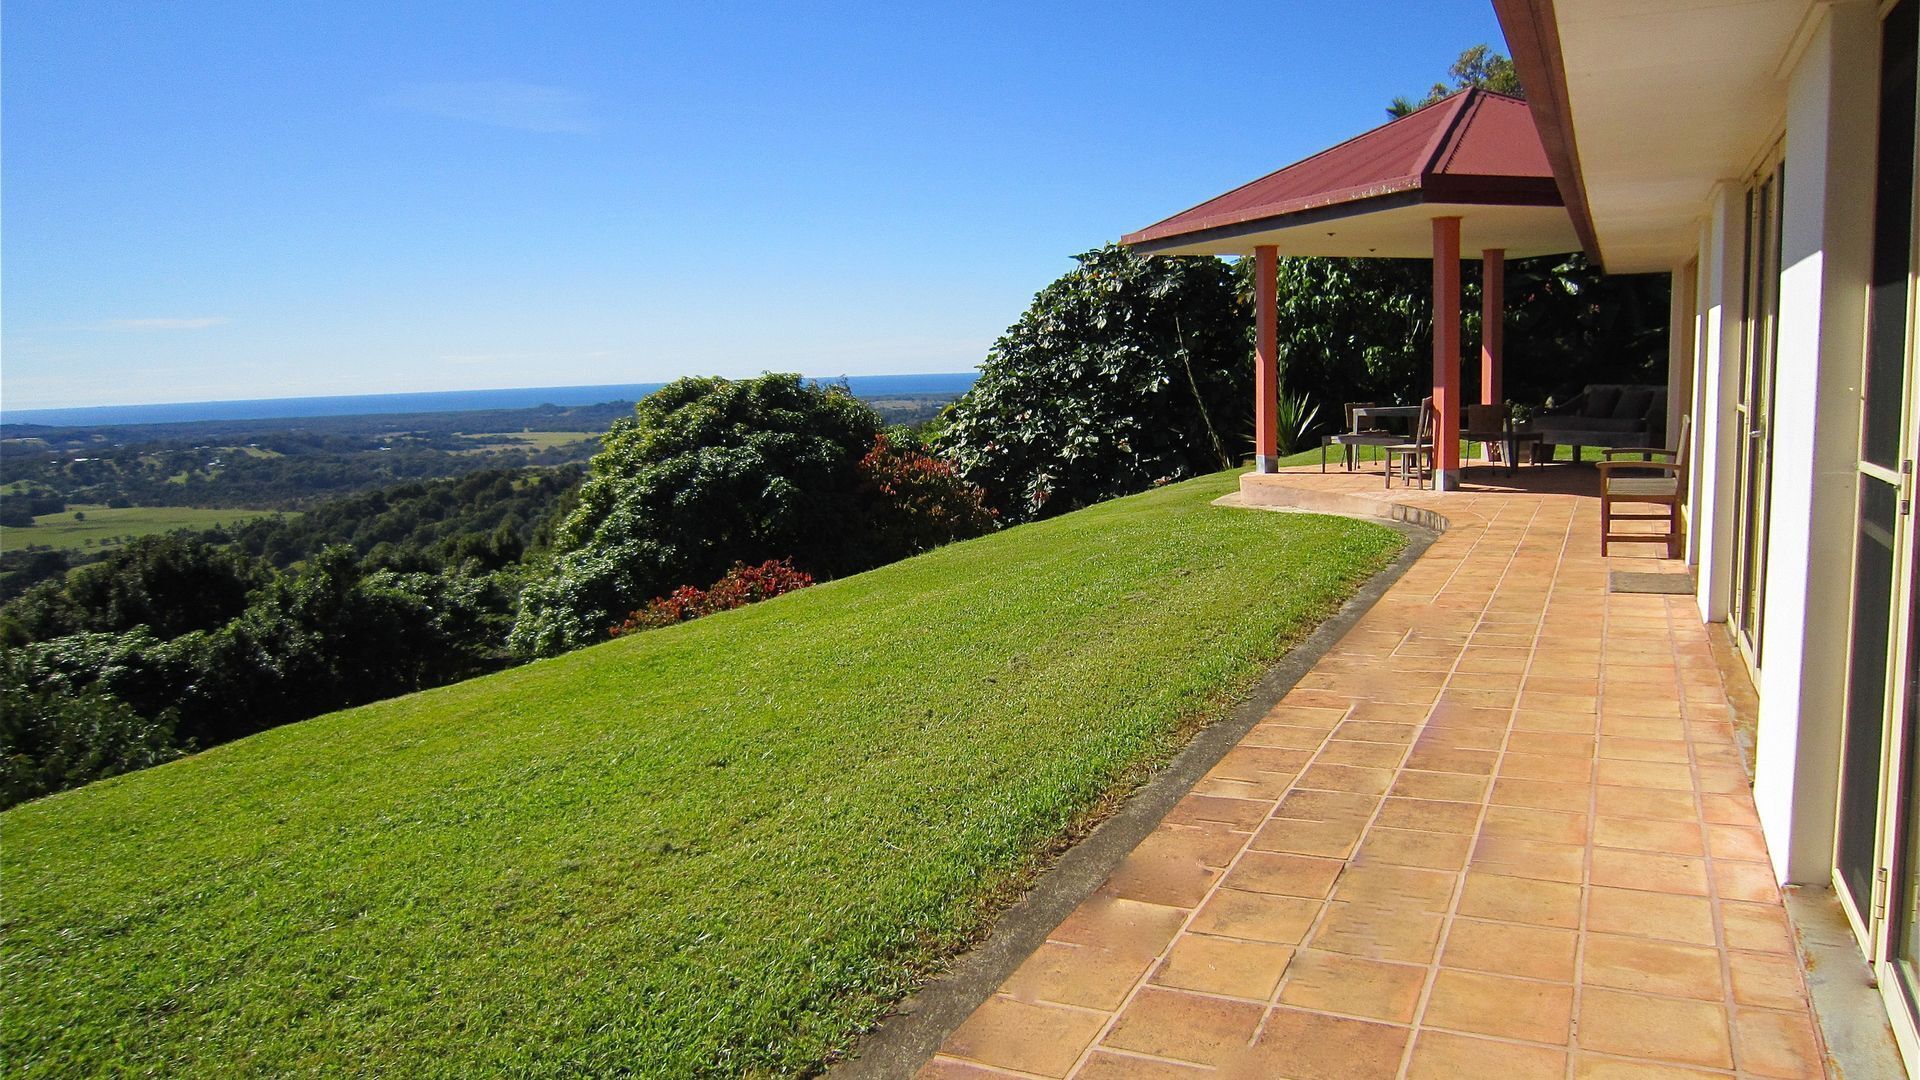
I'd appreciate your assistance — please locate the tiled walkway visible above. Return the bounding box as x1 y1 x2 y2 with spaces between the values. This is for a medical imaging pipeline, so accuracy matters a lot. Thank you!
920 468 1828 1079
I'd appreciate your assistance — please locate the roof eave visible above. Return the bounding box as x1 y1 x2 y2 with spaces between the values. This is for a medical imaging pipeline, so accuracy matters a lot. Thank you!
1121 176 1424 247
1121 177 1563 254
1492 0 1608 270
1124 189 1427 254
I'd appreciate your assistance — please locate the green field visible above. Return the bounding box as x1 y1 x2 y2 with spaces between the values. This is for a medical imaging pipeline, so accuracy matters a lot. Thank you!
455 429 602 454
0 504 283 553
1 470 1401 1077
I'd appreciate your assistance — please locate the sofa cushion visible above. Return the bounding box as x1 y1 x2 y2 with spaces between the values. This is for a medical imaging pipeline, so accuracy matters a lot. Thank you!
1531 416 1645 435
1615 387 1655 421
1583 386 1623 418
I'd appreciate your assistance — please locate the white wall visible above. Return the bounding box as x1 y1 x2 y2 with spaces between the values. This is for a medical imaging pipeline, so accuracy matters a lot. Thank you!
1684 245 1711 569
1692 185 1746 624
1750 2 1877 885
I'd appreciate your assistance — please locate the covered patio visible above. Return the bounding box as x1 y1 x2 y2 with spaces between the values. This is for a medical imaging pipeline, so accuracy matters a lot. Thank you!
1122 88 1580 491
914 469 1827 1078
890 91 1833 1080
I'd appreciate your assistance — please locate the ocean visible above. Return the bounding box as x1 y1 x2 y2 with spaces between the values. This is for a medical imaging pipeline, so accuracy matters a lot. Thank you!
1 372 979 428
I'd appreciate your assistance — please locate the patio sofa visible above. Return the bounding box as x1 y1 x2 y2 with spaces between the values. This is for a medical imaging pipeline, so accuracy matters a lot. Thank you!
1521 384 1668 458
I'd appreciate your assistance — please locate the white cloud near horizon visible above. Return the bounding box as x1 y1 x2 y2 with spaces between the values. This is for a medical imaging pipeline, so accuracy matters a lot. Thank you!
100 316 231 331
383 81 596 134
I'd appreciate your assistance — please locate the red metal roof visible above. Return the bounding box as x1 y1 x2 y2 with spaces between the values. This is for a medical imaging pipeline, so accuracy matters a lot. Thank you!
1123 89 1562 251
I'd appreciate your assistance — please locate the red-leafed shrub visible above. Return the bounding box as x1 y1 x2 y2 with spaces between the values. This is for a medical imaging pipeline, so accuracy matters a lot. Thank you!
610 559 814 637
855 434 997 563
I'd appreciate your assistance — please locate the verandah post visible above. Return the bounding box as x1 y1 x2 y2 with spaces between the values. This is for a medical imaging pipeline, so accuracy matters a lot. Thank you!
1254 244 1280 472
1433 217 1462 491
1482 247 1505 406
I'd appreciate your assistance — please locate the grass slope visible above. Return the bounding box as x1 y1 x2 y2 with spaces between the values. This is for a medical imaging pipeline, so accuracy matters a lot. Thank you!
0 504 282 552
2 471 1400 1077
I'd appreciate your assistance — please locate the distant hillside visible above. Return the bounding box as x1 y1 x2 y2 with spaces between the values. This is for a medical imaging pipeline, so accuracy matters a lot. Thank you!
1 372 977 428
0 390 965 514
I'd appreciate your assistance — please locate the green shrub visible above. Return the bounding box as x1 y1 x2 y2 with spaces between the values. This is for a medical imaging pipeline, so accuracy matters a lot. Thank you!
512 374 973 657
0 661 181 809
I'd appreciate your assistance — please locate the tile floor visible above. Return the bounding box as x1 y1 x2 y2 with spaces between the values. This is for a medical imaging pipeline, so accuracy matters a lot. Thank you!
918 467 1829 1079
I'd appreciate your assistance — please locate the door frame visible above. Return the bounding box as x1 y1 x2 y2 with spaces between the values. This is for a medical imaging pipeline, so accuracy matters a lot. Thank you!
1871 97 1920 1080
1729 147 1785 672
1840 1 1920 1067
1865 254 1920 1073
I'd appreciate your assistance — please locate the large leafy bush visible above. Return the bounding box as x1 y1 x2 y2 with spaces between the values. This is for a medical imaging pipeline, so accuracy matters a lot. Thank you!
511 374 994 656
935 245 1250 522
855 432 998 564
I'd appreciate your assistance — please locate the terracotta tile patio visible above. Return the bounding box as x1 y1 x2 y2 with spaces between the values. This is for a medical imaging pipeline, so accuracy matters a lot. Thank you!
919 465 1829 1079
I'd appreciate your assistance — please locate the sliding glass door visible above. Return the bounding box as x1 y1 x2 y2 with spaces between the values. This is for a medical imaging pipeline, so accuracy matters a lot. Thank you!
1730 155 1782 666
1832 0 1920 1068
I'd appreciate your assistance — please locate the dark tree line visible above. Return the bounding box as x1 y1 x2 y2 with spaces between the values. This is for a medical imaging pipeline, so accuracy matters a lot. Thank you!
223 467 583 571
0 466 588 806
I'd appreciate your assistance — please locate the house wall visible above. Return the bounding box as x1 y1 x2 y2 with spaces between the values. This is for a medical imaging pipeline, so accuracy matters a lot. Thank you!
1749 2 1877 884
1684 247 1712 569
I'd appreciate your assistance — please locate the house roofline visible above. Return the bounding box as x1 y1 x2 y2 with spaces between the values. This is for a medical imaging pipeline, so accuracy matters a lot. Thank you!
1122 89 1562 249
1492 0 1608 270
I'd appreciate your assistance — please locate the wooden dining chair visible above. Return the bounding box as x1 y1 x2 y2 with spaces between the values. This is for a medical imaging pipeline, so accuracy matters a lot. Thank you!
1385 397 1435 489
1321 401 1400 472
1465 403 1507 467
1598 414 1691 557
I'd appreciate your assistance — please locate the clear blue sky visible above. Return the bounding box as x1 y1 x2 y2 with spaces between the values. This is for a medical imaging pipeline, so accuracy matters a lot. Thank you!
2 1 1506 409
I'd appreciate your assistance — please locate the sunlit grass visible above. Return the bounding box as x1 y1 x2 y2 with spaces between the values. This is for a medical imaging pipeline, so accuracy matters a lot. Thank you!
0 504 284 553
2 470 1400 1076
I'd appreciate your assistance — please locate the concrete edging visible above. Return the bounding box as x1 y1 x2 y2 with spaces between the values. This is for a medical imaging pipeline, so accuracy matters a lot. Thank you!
833 488 1443 1079
1784 887 1907 1078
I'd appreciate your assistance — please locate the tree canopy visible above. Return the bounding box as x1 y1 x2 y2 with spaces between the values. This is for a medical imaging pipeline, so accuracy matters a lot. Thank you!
511 374 993 655
1387 44 1524 117
935 245 1250 523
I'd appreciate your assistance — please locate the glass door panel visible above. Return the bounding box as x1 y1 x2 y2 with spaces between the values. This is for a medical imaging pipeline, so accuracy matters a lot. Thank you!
1732 165 1782 664
1876 0 1920 1052
1837 0 1918 949
1841 477 1901 918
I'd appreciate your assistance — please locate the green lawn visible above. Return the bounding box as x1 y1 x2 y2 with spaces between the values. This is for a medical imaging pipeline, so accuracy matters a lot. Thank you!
0 504 283 553
1 471 1401 1077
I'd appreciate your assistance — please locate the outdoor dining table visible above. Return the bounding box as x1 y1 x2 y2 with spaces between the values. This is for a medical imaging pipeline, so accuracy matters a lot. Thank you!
1350 404 1425 428
1347 404 1542 478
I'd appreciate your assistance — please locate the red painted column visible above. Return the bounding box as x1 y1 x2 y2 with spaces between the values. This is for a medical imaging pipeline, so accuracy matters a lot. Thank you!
1432 218 1462 490
1481 248 1504 405
1254 245 1279 472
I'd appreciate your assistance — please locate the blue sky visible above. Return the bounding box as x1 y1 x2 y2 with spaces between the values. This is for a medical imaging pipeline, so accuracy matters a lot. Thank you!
2 1 1506 409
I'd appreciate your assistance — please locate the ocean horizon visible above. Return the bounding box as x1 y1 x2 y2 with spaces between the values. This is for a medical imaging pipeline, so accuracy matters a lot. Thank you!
1 372 979 429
